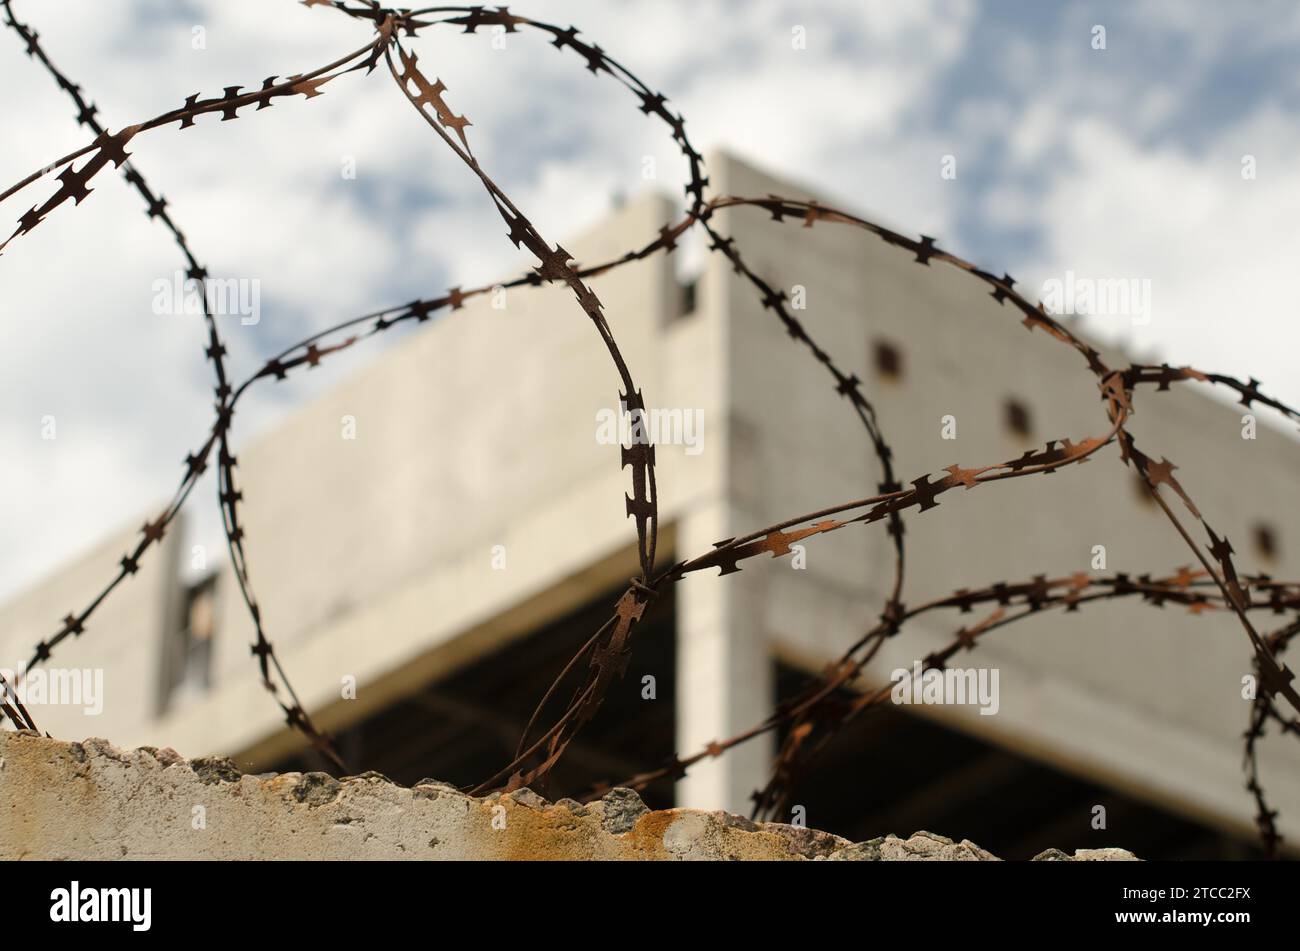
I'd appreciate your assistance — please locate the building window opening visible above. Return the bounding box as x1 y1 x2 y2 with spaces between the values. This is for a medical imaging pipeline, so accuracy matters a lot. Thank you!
679 279 697 319
1004 397 1033 438
873 340 903 381
1254 523 1278 562
1134 475 1156 508
166 575 217 709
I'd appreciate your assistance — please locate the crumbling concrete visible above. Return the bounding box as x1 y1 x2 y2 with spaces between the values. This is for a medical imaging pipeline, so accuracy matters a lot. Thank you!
0 733 1139 860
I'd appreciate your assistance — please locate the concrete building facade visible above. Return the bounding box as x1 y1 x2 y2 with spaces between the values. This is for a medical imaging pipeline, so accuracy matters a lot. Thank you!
2 152 1297 856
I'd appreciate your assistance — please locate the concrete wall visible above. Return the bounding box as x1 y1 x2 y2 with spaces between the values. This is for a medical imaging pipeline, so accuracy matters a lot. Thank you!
0 732 1140 860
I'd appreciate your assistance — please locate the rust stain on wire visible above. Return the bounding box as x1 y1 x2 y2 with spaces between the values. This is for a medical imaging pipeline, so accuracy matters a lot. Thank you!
0 1 1296 855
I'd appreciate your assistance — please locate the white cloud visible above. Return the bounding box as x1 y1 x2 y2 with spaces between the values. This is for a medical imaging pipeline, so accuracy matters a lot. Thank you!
1013 107 1300 419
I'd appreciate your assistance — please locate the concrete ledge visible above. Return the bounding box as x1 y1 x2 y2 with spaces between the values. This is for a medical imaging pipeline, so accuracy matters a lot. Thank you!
0 733 1138 860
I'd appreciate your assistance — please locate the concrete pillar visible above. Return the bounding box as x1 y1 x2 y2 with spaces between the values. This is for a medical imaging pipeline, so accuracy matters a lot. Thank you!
674 500 774 814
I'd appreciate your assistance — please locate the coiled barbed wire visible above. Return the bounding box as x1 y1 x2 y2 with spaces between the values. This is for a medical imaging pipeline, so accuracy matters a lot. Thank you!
2 1 1296 854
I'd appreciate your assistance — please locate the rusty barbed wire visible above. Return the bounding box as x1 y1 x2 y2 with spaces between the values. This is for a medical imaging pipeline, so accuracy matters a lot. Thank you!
0 0 354 769
1245 616 1300 854
1 2 1297 854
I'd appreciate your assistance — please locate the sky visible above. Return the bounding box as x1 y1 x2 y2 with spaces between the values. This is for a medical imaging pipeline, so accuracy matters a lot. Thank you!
1 0 1299 600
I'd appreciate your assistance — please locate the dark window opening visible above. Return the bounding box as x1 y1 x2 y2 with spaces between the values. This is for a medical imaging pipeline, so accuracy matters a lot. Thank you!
1254 524 1278 562
771 661 1262 859
272 581 678 809
1134 474 1156 507
873 340 903 381
678 279 697 319
1004 397 1033 438
164 575 217 710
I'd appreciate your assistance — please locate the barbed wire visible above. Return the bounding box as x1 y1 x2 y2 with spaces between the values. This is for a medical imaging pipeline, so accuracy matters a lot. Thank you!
1 1 1296 855
0 0 357 769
